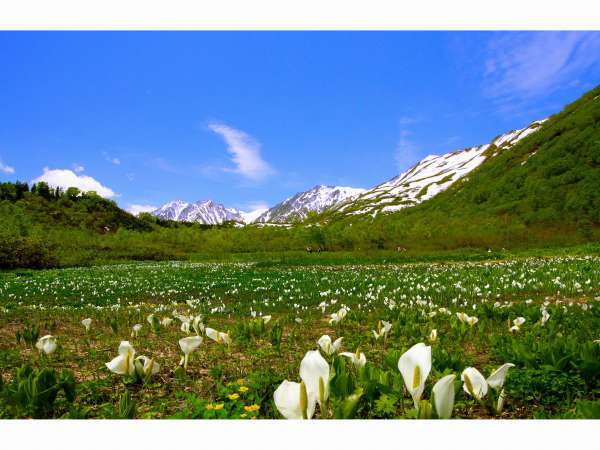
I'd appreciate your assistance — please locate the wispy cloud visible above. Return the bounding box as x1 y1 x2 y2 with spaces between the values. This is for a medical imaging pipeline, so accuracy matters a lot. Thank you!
32 168 116 198
72 163 85 173
0 158 15 174
126 204 157 216
208 122 275 182
102 151 121 165
483 32 600 106
395 129 421 173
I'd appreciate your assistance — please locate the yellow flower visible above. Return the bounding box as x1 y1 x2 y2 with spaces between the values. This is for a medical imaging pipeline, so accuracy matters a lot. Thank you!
228 393 240 400
214 403 224 410
205 403 214 410
244 404 260 412
236 378 245 385
239 386 249 393
240 413 247 418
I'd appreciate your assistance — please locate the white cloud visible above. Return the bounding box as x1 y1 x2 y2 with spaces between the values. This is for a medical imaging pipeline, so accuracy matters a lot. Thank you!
208 122 275 182
72 163 85 173
484 32 600 104
126 204 157 216
32 168 116 198
0 159 15 174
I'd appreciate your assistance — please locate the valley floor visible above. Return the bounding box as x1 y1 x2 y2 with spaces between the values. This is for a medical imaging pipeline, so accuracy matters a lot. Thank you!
0 253 598 419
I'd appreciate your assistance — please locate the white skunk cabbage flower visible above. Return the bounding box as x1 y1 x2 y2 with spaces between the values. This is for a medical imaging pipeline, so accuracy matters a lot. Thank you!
160 317 173 327
398 343 432 408
340 349 367 369
456 312 469 323
300 350 330 410
36 335 57 355
81 318 92 332
181 321 191 334
486 363 515 391
541 309 550 326
461 367 488 400
295 318 303 324
146 314 155 326
428 329 438 343
205 327 231 345
328 307 348 324
106 341 136 376
131 324 142 337
134 355 160 378
261 315 272 324
372 320 392 340
179 335 203 369
432 374 456 419
466 316 479 327
317 335 343 356
513 317 526 327
192 316 204 335
274 380 313 419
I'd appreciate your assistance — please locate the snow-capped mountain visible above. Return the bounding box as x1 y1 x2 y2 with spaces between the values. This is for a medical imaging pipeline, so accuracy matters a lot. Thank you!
255 185 366 223
152 200 245 225
333 119 546 218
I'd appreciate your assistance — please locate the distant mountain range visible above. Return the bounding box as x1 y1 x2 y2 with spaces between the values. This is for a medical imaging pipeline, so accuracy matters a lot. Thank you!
149 119 545 225
152 200 245 225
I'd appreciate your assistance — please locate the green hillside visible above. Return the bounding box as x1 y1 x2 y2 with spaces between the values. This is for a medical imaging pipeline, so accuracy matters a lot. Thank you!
319 84 600 250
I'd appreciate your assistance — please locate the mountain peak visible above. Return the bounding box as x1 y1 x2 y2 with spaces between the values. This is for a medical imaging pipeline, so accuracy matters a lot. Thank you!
153 199 243 225
255 184 366 223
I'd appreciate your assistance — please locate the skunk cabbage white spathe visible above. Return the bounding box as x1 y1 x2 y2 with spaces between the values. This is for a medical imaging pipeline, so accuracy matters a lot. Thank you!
299 350 330 410
179 335 203 369
192 315 204 335
398 343 432 408
81 318 92 332
205 327 231 345
36 335 57 355
486 363 515 391
273 380 313 419
513 317 526 327
541 308 550 326
131 324 142 338
106 341 136 376
466 316 479 327
340 349 367 369
429 329 438 343
372 320 392 340
432 374 456 419
317 335 343 356
135 355 160 378
461 367 488 400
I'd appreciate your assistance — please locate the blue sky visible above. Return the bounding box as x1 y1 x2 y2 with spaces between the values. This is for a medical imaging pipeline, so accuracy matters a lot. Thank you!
0 31 599 214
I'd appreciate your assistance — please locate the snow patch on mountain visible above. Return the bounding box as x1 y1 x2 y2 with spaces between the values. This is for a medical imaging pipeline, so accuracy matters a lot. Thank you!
152 200 245 225
335 119 546 217
256 185 366 223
